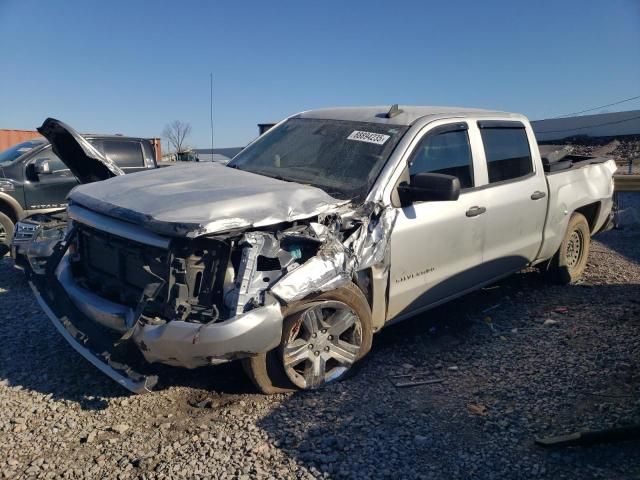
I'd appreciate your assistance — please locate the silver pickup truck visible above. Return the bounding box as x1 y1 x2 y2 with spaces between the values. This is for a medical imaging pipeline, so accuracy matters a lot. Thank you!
31 106 616 393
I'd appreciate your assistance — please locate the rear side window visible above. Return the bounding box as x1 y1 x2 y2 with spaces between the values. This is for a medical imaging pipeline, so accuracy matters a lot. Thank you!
409 125 474 189
142 141 156 165
102 140 144 168
479 123 532 183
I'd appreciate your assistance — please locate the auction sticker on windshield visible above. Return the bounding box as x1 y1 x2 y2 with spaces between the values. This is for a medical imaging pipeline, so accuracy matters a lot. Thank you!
347 130 390 145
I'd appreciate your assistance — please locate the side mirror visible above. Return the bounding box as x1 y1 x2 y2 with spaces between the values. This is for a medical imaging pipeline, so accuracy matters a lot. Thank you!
34 158 52 175
397 172 461 205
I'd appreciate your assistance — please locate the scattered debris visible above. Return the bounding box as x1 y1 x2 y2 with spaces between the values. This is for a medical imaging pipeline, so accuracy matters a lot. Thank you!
543 319 559 327
535 425 640 448
393 378 445 388
553 307 569 314
389 371 445 388
468 403 488 416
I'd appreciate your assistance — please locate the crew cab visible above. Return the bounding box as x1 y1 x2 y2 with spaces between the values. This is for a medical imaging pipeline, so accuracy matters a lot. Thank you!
29 106 616 394
0 126 157 256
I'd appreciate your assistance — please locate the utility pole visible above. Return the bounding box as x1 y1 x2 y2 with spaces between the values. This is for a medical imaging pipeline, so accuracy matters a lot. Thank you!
210 73 214 153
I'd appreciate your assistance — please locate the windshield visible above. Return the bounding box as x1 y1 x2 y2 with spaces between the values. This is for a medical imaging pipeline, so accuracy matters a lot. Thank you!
229 118 408 200
0 140 45 166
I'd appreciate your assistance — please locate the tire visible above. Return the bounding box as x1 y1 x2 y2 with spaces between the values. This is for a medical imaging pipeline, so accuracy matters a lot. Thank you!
544 212 591 284
242 282 373 394
0 211 15 257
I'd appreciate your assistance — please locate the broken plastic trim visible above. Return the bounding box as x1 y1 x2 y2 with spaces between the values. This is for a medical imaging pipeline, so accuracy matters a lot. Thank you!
270 203 397 303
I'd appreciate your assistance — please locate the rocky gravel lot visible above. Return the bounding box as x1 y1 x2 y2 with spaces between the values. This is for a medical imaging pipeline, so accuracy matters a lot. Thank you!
1 212 639 479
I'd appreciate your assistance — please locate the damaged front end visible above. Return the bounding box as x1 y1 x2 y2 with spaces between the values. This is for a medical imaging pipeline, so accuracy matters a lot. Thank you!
12 211 68 274
32 200 396 393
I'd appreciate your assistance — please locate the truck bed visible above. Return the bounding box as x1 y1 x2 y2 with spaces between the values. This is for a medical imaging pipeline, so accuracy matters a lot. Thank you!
541 153 611 174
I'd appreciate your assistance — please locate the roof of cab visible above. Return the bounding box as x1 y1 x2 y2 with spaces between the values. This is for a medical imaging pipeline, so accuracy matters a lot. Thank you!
296 105 522 126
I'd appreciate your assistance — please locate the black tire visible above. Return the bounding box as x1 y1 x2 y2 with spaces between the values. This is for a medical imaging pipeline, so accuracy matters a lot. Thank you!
544 213 591 284
0 211 15 257
242 282 373 394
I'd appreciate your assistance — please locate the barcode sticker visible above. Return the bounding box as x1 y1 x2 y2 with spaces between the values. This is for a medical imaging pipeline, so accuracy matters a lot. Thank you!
347 130 390 145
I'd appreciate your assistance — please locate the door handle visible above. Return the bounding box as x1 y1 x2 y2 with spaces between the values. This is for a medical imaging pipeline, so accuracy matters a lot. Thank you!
466 206 486 217
531 191 546 200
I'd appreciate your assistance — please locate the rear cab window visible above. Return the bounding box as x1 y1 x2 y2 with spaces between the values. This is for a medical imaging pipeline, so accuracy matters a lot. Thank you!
408 122 474 189
101 140 145 168
478 121 533 183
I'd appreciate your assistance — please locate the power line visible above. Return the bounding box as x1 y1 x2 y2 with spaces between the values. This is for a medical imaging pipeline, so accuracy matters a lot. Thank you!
550 95 640 119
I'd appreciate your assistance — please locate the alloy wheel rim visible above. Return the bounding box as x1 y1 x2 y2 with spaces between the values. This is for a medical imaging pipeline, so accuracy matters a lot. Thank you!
282 301 362 389
566 229 583 269
0 223 6 243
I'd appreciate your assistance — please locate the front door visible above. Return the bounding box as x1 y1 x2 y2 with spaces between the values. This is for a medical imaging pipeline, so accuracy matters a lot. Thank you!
23 146 79 210
387 122 487 320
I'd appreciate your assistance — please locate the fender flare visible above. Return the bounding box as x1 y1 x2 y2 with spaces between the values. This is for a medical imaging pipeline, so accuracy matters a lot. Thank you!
0 192 24 222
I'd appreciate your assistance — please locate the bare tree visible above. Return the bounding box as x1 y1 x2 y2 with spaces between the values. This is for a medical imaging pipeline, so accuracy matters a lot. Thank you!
163 120 192 153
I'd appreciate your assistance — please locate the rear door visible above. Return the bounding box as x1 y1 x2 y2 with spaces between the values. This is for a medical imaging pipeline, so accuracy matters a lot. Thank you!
386 121 487 320
477 121 548 275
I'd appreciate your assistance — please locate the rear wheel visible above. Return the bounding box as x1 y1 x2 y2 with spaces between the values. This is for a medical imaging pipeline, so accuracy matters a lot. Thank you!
243 283 373 393
544 213 591 284
0 212 14 256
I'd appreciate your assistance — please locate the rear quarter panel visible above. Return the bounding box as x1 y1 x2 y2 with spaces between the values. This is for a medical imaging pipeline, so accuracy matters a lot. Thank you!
537 159 616 261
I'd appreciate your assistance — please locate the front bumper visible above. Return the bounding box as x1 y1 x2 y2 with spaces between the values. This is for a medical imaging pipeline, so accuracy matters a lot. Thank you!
33 255 283 392
11 220 64 274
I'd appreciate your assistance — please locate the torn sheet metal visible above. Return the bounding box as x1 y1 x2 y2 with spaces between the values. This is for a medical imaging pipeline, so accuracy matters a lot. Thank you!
69 163 347 238
271 203 397 303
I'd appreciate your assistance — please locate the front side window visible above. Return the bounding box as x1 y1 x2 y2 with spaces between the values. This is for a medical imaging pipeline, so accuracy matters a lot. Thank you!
102 140 144 168
479 124 533 183
408 125 474 189
229 118 408 200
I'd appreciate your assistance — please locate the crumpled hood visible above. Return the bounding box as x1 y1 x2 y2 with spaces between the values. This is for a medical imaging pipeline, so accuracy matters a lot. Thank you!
37 118 124 183
69 162 348 238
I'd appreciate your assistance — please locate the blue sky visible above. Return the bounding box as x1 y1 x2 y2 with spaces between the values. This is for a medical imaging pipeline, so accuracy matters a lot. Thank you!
1 0 639 148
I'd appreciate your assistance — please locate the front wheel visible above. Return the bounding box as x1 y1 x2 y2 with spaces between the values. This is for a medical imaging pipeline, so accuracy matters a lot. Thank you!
544 212 591 284
242 283 373 394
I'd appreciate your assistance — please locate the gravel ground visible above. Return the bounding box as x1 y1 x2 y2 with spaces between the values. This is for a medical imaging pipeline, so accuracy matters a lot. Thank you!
1 218 639 479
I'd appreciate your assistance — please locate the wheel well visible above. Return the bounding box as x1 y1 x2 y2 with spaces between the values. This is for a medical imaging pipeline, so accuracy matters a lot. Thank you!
0 201 18 224
354 270 373 307
575 202 601 233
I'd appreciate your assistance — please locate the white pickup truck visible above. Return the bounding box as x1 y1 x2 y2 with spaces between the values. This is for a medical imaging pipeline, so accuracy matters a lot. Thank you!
31 106 616 393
